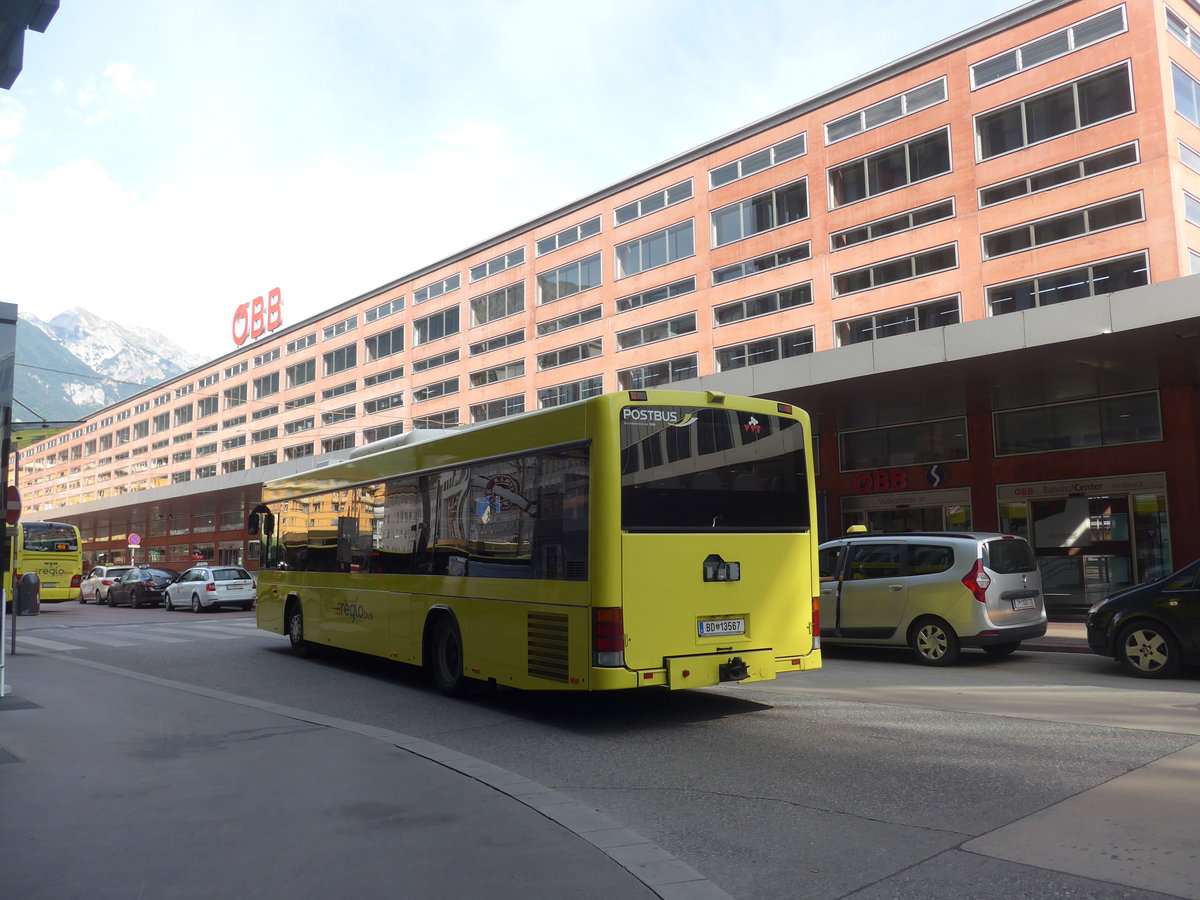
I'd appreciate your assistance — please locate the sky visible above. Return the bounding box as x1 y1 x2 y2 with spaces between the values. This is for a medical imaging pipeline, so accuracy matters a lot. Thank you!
0 0 1023 363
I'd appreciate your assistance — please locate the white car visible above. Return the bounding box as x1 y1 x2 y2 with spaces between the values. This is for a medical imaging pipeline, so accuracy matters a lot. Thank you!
163 566 256 613
79 566 134 604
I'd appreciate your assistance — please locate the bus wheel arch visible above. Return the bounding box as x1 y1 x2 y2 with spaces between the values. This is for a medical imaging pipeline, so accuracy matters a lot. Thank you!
285 595 315 657
425 609 467 697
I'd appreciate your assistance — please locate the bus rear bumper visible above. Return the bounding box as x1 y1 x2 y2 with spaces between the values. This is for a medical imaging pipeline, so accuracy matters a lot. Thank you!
589 647 821 691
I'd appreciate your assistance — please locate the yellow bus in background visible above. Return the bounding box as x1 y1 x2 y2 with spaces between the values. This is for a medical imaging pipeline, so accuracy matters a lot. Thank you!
253 390 822 694
10 521 84 602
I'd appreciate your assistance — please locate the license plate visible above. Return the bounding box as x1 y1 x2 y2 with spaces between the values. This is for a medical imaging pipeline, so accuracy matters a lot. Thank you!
225 585 241 591
1012 596 1037 610
43 582 57 589
698 617 745 637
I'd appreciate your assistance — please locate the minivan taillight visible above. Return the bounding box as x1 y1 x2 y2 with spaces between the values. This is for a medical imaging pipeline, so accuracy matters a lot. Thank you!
593 607 625 667
962 559 992 603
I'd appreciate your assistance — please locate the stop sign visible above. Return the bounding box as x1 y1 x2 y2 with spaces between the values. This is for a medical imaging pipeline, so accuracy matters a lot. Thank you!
6 484 21 526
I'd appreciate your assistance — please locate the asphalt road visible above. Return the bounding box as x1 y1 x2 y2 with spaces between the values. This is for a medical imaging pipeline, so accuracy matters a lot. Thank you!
4 602 1198 899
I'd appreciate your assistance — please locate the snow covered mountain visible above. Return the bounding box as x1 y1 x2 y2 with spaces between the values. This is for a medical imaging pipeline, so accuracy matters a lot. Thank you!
14 309 207 423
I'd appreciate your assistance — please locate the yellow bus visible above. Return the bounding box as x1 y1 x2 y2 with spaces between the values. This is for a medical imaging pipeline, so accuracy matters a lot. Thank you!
253 389 822 693
9 521 84 603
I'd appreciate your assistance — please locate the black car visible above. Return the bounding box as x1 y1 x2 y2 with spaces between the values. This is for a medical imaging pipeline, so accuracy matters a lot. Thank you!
1086 560 1200 678
107 567 181 609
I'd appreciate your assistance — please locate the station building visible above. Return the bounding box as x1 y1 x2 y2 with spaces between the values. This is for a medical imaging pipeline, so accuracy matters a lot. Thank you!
16 0 1200 613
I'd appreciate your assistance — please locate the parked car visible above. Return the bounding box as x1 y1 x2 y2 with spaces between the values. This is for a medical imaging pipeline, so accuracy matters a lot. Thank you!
163 565 256 613
79 565 133 604
818 531 1047 666
106 566 180 608
1086 560 1200 678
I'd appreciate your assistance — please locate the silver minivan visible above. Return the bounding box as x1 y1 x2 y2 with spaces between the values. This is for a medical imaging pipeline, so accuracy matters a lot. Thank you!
818 532 1047 665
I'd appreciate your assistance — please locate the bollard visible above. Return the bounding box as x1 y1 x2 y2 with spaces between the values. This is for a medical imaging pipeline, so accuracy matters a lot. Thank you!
15 572 39 616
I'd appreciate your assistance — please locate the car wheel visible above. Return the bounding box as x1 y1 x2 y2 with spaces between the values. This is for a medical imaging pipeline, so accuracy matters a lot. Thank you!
983 641 1021 657
240 602 253 612
287 602 314 657
164 595 174 612
79 591 88 604
429 616 467 696
1117 620 1180 678
910 617 960 666
130 589 141 609
191 594 202 614
107 592 117 607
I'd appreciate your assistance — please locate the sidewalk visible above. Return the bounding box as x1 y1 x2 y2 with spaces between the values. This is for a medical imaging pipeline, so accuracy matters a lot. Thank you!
1024 620 1090 654
0 652 721 900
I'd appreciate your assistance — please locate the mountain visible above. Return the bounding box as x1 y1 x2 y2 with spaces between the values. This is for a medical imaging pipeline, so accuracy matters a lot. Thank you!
13 308 208 423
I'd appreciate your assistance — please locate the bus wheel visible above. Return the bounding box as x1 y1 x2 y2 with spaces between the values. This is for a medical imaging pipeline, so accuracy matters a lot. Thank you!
288 603 314 657
429 617 467 697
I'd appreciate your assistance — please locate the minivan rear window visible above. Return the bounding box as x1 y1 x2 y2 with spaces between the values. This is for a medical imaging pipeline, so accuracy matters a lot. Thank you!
982 538 1038 573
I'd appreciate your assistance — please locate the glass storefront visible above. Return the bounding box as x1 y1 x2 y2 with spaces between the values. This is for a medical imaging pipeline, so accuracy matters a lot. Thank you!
997 473 1169 615
840 487 972 535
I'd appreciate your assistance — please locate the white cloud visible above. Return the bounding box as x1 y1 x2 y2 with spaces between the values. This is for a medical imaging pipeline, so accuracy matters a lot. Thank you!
65 61 154 126
0 96 25 165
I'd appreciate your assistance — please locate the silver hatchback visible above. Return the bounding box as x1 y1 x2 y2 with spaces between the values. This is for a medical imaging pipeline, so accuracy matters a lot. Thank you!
818 532 1047 665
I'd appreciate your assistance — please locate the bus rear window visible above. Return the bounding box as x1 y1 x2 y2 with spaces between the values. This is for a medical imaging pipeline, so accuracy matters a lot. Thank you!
22 523 79 552
620 406 810 532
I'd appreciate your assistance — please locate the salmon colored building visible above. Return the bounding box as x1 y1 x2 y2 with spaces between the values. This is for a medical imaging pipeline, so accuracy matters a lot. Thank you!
16 0 1200 614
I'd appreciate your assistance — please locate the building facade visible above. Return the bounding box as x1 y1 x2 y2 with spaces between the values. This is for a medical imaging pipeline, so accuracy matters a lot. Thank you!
16 0 1200 612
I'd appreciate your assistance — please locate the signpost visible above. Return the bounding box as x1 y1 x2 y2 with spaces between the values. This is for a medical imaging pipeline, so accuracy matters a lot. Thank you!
128 532 141 564
6 484 20 526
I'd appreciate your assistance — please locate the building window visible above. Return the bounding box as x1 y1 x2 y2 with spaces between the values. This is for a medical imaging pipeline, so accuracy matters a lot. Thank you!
470 360 525 388
413 377 459 404
470 282 524 327
1191 250 1200 274
469 328 524 356
617 354 698 390
614 276 696 313
979 143 1138 207
286 333 316 354
223 385 247 409
321 406 355 426
831 199 954 251
365 325 405 361
253 347 280 367
840 418 969 470
836 296 961 346
323 344 357 376
195 465 217 479
222 415 246 430
251 426 279 442
711 178 808 247
1185 192 1200 225
712 243 810 286
976 64 1133 160
987 252 1149 315
616 220 695 278
195 442 218 457
709 134 806 189
413 349 460 373
715 329 814 372
284 443 314 461
470 248 525 282
322 314 357 340
251 405 278 421
411 306 459 346
196 396 218 418
825 78 947 144
470 395 525 422
994 391 1161 456
197 373 219 389
252 372 280 400
364 296 404 323
536 306 601 337
172 449 192 463
322 381 356 401
152 413 170 433
251 451 278 468
536 216 601 256
175 383 194 398
284 416 315 435
364 365 404 387
414 273 461 305
829 128 950 207
172 431 192 444
537 252 602 304
536 338 603 371
172 471 191 484
222 458 246 474
133 421 150 439
362 392 404 414
615 179 693 225
832 244 957 297
321 434 356 453
537 376 604 408
981 194 1143 259
616 313 696 350
285 394 315 410
286 359 315 389
174 405 193 427
363 424 404 444
412 410 459 429
970 6 1126 88
713 283 812 327
1182 141 1200 175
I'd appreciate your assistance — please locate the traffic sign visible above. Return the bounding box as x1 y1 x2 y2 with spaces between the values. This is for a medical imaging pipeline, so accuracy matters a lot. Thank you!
128 532 141 546
5 485 20 526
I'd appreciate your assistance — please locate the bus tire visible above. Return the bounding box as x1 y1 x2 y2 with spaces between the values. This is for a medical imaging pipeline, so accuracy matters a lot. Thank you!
287 600 315 658
429 616 467 697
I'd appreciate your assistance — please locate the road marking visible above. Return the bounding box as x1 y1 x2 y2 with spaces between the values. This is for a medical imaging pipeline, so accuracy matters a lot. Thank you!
94 629 188 644
14 635 87 652
52 631 139 647
137 626 240 640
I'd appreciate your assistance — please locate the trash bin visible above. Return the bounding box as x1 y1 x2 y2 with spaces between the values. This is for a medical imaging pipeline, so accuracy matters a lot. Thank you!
15 571 39 616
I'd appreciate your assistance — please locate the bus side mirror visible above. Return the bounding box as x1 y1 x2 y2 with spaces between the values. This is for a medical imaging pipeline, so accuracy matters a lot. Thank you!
248 504 274 537
262 513 275 537
247 513 260 536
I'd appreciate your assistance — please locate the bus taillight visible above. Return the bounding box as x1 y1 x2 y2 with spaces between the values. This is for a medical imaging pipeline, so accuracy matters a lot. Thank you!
71 574 81 589
811 596 821 649
593 607 625 667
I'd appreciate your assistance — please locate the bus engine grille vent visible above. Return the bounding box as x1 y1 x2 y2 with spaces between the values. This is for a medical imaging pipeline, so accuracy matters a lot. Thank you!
527 612 569 683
